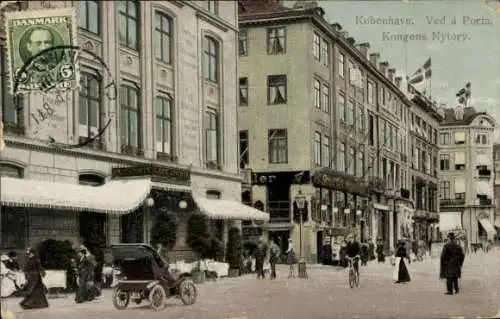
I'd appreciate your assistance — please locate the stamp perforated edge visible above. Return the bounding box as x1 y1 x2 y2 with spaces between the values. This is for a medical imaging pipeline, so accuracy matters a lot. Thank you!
4 6 80 96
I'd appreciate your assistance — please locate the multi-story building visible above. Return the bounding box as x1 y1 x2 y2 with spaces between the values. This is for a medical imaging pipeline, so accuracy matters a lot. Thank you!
493 143 500 237
0 0 268 258
407 90 442 245
438 107 497 249
238 0 419 262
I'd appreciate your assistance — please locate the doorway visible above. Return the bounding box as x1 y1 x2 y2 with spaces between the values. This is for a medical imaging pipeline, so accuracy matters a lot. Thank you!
316 231 323 263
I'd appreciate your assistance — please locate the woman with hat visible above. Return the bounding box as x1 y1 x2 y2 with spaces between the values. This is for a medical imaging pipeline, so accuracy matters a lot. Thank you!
19 247 49 309
393 240 411 284
285 238 296 278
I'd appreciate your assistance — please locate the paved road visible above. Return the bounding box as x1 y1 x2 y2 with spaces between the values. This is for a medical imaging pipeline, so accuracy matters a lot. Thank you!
3 250 499 319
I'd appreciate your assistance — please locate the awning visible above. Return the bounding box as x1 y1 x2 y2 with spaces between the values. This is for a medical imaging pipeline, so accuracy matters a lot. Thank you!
478 219 496 240
439 212 462 232
373 203 390 211
476 154 491 167
495 219 500 228
476 181 493 198
454 179 466 193
152 182 191 193
0 176 152 214
194 197 269 221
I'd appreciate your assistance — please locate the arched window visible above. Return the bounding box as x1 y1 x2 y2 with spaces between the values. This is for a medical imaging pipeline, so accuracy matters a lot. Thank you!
0 163 23 178
203 36 219 83
206 190 221 199
78 174 105 186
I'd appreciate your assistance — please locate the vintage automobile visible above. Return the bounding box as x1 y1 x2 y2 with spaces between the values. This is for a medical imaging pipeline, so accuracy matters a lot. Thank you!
110 244 197 311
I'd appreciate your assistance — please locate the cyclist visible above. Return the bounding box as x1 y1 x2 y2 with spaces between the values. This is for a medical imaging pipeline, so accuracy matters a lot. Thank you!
345 233 361 277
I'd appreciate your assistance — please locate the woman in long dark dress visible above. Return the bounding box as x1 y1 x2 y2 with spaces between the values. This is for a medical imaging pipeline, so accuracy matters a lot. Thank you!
393 242 411 283
20 248 49 310
376 239 385 263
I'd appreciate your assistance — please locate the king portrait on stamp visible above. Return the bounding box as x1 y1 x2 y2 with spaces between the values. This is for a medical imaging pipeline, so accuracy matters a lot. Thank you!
5 7 78 94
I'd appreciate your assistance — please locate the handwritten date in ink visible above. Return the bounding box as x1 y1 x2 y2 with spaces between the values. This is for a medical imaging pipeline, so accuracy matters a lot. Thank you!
30 94 64 125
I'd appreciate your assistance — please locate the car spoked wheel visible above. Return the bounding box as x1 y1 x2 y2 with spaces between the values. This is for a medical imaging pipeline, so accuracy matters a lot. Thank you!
149 285 166 311
179 280 197 305
112 289 130 310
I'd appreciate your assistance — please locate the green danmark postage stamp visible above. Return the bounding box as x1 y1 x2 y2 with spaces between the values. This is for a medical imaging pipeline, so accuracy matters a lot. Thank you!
5 8 78 94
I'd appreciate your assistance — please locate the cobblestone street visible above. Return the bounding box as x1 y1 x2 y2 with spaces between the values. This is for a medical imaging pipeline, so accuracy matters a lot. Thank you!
4 251 499 319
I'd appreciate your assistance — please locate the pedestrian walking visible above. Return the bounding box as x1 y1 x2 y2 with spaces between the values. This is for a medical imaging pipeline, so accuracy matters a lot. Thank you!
376 239 385 263
19 248 49 310
368 239 375 261
286 238 297 278
269 239 280 280
417 239 426 262
360 241 369 266
255 239 266 280
440 232 465 295
393 241 411 284
75 248 97 303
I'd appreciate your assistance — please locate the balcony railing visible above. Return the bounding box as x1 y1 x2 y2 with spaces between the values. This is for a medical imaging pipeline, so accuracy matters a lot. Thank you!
240 168 251 185
478 168 491 177
478 198 493 206
268 201 291 223
440 198 466 206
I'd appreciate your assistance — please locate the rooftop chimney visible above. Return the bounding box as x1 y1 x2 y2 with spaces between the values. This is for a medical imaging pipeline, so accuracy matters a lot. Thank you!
395 76 402 88
331 23 342 32
355 42 370 59
388 68 396 82
454 106 464 120
346 37 355 46
340 31 348 38
369 53 380 66
379 61 389 76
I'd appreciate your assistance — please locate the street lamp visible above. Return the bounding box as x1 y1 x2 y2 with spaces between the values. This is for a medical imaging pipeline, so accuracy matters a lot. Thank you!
145 197 155 243
295 192 308 279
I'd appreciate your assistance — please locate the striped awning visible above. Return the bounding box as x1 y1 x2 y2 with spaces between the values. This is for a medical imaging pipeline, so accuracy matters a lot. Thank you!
0 176 152 214
194 196 269 221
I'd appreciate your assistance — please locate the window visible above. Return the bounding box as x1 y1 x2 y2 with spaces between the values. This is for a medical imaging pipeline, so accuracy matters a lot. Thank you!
118 0 139 50
154 12 172 63
313 32 320 60
238 77 248 106
202 0 218 15
206 190 221 199
78 174 105 186
239 130 249 169
454 151 466 170
439 181 450 199
321 38 329 66
322 85 329 113
357 148 364 177
338 53 344 77
203 36 219 83
268 129 287 163
322 136 330 168
78 0 100 34
205 109 220 165
347 99 355 126
357 106 364 132
440 154 449 170
267 27 286 54
338 143 345 172
239 30 248 56
79 72 102 140
348 61 354 85
348 147 355 175
1 46 22 126
368 113 375 145
155 96 173 155
314 132 321 166
439 132 450 145
476 133 488 145
314 79 321 109
267 75 287 104
454 131 465 144
338 93 345 122
454 179 465 200
120 85 140 149
367 82 374 104
0 163 23 178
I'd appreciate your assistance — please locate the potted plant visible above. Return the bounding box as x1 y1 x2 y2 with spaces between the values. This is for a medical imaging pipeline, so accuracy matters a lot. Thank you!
150 212 178 255
37 239 77 293
226 227 242 277
186 213 210 283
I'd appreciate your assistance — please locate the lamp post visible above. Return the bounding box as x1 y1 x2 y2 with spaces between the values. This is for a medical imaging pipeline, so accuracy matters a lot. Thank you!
295 192 308 279
145 197 155 243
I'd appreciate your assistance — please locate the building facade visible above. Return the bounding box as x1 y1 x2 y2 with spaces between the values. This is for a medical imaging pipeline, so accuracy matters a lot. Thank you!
438 107 497 249
0 0 268 258
238 0 428 262
493 143 500 238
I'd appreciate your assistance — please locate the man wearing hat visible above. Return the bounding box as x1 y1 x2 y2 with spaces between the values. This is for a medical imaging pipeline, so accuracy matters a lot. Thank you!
75 248 95 303
440 232 465 295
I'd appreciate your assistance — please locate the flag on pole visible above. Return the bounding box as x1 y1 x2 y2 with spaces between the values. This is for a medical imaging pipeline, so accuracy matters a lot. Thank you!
456 82 471 106
407 58 432 85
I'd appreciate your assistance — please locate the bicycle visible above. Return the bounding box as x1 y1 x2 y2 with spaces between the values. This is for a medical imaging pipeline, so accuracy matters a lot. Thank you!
346 256 360 288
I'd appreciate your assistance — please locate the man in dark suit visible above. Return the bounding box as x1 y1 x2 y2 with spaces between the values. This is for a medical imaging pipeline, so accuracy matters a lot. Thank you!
440 232 465 295
75 249 95 303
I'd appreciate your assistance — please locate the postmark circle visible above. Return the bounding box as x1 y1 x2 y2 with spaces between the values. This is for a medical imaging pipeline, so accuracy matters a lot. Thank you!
13 45 117 149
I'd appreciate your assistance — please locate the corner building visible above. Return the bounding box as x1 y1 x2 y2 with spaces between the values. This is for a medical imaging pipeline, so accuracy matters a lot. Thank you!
0 1 268 258
238 0 423 262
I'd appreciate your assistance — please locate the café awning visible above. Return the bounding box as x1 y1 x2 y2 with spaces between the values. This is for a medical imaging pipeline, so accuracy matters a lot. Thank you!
439 212 462 233
478 219 496 240
476 154 492 167
0 176 152 214
194 196 270 221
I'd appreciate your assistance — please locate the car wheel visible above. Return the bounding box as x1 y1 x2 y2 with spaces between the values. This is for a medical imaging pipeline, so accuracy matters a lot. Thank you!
149 285 166 311
179 279 197 305
112 288 130 310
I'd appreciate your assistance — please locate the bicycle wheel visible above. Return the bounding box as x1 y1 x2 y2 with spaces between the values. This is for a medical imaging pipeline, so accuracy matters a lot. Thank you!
354 271 359 287
348 269 355 288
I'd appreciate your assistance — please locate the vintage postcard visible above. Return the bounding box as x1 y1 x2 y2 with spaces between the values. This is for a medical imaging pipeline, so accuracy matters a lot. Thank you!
4 7 77 94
